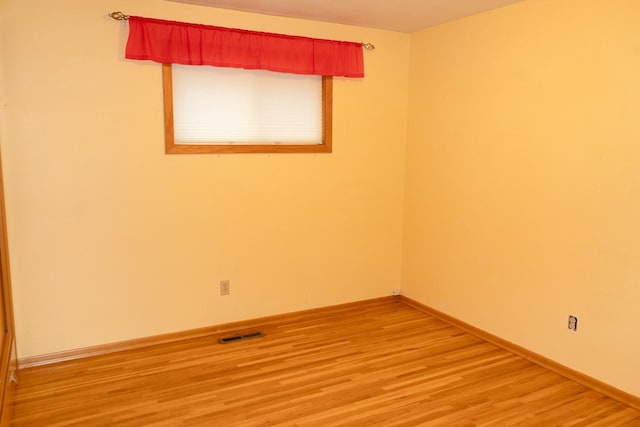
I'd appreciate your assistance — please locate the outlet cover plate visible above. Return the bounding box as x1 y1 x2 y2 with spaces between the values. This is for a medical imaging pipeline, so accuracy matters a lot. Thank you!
220 280 230 296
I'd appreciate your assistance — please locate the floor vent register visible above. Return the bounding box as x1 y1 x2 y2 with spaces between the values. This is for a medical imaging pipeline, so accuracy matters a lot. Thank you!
218 331 265 344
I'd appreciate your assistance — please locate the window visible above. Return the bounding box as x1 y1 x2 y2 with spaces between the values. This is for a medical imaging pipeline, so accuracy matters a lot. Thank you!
163 64 332 154
123 16 364 154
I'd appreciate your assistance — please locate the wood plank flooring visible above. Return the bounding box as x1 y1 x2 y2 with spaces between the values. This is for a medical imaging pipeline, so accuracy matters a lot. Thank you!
11 299 640 426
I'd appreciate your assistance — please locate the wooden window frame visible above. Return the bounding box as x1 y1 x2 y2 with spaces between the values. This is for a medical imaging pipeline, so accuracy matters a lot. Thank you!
162 64 333 154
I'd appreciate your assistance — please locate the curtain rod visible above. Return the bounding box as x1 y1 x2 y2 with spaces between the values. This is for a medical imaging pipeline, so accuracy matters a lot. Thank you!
108 11 375 50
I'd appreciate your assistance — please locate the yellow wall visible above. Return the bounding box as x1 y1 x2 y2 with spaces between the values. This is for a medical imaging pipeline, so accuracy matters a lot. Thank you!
404 0 640 396
0 0 410 358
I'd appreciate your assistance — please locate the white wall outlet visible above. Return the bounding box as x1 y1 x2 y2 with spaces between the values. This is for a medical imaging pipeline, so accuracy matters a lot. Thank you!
220 280 230 296
392 289 401 296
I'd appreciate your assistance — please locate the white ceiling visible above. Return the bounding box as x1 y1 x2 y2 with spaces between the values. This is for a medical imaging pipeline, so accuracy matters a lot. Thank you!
166 0 527 33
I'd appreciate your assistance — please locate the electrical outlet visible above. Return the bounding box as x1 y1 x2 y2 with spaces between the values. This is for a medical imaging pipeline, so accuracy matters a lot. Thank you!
568 315 578 331
392 289 401 296
220 280 230 296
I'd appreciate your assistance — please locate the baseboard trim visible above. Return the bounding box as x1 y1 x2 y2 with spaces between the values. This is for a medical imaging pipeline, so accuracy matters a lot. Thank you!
401 296 640 412
18 296 393 369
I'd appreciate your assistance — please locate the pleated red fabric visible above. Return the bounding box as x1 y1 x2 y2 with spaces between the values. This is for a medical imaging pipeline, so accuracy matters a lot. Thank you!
125 16 364 77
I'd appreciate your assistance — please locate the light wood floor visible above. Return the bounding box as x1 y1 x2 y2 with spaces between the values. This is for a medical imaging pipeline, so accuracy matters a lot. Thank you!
12 299 640 426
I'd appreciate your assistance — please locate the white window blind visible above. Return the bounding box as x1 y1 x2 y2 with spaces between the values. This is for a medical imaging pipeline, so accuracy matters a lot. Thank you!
172 65 323 145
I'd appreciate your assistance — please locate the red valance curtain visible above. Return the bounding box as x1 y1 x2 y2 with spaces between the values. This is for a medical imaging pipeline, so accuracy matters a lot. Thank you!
125 16 364 78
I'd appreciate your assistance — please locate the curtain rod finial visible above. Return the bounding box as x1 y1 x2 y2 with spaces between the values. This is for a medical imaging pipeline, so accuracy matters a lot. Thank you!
109 11 129 21
362 43 375 50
